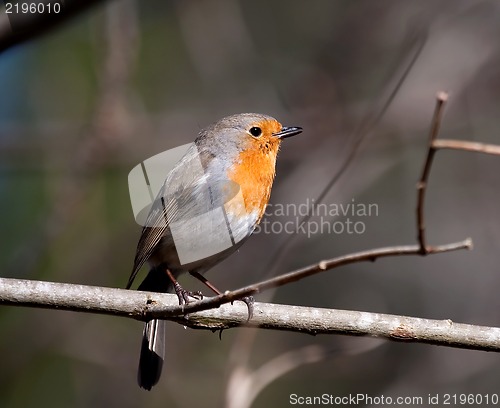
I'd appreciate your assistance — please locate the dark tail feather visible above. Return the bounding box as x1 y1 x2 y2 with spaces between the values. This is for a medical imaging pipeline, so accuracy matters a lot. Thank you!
138 318 166 390
135 267 172 390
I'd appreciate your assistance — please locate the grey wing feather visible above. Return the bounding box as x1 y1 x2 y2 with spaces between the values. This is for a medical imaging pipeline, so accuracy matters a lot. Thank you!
126 194 174 289
127 144 216 288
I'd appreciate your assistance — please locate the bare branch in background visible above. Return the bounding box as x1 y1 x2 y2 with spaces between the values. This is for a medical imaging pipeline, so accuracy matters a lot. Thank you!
416 92 449 252
433 139 500 156
226 345 328 408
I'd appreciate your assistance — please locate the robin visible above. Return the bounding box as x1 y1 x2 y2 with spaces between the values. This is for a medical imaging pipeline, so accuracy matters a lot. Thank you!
126 113 302 390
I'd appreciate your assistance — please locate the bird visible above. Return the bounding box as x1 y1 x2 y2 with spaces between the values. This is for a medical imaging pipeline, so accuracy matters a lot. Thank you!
126 113 302 390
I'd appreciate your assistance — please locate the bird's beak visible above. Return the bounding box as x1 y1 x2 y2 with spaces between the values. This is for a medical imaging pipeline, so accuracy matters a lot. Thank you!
273 126 303 139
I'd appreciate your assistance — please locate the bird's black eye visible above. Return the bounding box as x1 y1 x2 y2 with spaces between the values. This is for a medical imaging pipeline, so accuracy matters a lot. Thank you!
249 126 262 137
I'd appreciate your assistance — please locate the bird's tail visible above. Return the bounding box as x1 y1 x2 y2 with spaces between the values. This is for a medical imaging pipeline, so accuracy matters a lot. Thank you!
136 266 173 391
138 318 166 390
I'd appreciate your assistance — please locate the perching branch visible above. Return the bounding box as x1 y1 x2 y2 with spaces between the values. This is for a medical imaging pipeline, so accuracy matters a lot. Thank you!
2 276 500 352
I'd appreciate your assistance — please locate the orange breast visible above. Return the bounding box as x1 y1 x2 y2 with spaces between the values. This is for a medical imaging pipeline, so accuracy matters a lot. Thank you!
226 120 282 222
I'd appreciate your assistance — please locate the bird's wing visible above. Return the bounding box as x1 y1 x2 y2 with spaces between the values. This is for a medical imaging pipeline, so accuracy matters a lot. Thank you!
126 144 222 289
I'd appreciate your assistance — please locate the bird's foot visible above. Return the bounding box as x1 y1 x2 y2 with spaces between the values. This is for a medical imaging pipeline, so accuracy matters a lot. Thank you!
237 295 254 322
172 281 203 305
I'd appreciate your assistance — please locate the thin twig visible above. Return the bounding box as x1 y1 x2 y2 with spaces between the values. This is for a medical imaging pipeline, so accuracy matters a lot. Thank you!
416 91 449 253
175 239 471 316
434 139 500 156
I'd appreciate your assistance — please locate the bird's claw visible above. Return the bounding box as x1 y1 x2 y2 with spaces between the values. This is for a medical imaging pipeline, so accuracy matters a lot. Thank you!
173 282 203 305
239 295 254 322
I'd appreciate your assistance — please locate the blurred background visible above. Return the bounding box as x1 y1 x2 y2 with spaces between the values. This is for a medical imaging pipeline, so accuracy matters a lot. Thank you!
1 0 500 407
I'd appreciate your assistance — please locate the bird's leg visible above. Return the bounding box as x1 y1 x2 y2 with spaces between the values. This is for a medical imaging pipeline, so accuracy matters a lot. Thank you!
189 271 223 295
189 271 254 321
165 269 203 305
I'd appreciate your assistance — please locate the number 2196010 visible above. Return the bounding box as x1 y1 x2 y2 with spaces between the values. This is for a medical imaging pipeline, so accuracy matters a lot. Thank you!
443 394 499 405
5 2 62 14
